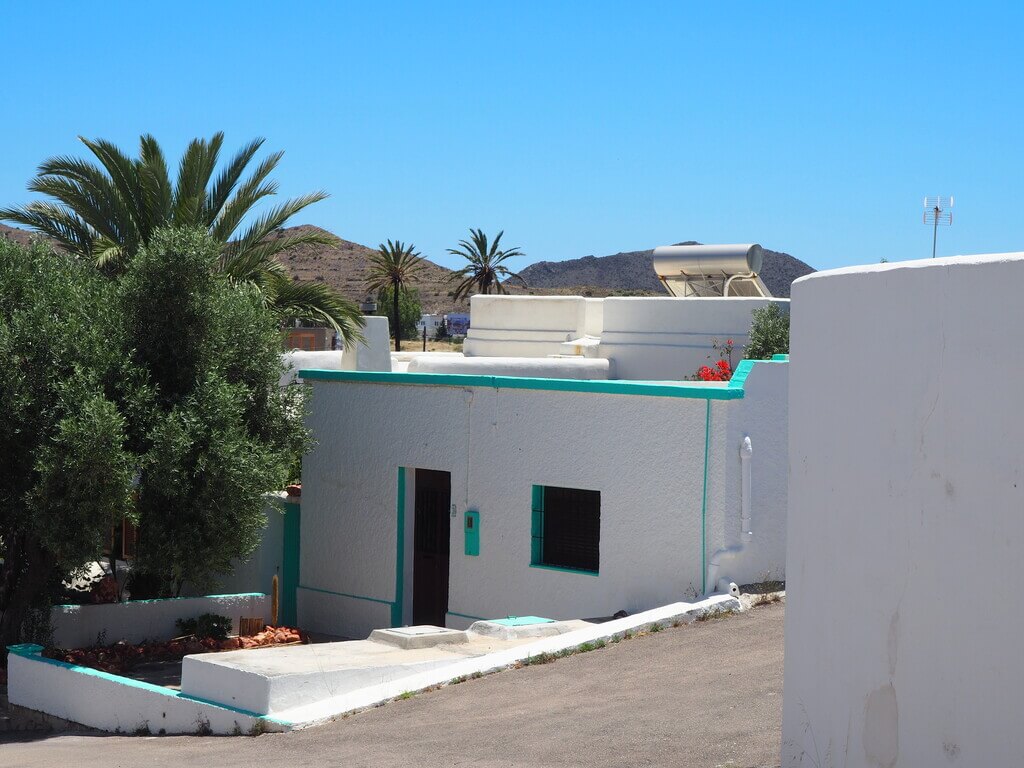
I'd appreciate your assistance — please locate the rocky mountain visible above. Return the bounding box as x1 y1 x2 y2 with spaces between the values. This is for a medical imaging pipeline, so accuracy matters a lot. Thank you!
518 243 814 298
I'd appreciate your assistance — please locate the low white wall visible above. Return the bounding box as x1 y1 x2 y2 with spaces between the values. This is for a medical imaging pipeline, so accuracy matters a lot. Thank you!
464 295 591 358
407 354 610 379
6 644 286 734
50 593 269 649
340 315 392 372
783 252 1024 767
299 362 788 639
280 350 344 386
598 297 785 380
461 294 787 380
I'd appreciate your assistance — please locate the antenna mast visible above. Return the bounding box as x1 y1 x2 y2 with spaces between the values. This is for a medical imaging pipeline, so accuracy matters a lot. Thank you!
923 196 953 258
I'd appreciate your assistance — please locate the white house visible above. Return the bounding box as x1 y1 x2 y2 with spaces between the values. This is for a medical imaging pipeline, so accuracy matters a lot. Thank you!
292 245 792 640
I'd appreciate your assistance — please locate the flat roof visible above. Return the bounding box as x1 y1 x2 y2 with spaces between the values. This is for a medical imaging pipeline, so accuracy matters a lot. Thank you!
297 357 787 401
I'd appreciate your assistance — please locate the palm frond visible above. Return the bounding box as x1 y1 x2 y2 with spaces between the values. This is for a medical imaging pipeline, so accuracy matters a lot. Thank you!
230 192 329 260
209 150 283 244
79 136 147 252
203 137 266 227
173 133 223 226
137 134 173 231
0 202 95 256
262 272 364 345
221 230 334 283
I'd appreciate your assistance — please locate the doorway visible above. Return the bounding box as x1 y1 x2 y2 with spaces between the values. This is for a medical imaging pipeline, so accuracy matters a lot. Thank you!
412 469 451 626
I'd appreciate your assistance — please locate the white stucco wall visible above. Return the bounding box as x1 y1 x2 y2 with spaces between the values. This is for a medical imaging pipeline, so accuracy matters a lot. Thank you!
598 297 786 380
7 645 284 734
280 350 344 386
299 362 788 639
50 593 269 649
464 295 590 358
461 294 788 380
339 315 392 372
407 354 611 379
782 253 1024 767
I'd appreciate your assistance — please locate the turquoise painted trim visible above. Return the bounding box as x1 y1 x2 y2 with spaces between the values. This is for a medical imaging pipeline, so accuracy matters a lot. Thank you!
725 357 787 392
464 510 480 556
55 592 266 609
297 584 393 606
281 501 301 626
298 369 746 400
491 616 554 626
6 643 292 726
392 467 406 627
530 485 545 564
447 611 488 622
700 400 711 594
529 563 599 577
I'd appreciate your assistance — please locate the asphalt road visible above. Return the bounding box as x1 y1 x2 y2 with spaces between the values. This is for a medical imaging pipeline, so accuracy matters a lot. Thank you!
1 602 785 768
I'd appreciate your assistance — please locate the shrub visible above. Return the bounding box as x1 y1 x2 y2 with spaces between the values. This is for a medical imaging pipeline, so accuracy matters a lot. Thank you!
745 304 790 360
175 613 233 641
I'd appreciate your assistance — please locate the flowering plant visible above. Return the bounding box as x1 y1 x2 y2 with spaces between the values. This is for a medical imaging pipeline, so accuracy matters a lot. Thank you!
691 338 735 381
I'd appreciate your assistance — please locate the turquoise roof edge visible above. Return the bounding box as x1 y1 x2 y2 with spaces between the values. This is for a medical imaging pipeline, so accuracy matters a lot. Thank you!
297 359 787 401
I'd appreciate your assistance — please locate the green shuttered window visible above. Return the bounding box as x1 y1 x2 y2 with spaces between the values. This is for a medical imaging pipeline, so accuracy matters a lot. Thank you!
530 485 600 574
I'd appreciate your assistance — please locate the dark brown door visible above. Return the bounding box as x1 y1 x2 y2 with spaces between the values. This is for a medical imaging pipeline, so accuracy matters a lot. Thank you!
413 469 451 626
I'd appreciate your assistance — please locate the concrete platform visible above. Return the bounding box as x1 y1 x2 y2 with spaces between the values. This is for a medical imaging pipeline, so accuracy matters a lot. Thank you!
180 631 534 715
369 625 469 649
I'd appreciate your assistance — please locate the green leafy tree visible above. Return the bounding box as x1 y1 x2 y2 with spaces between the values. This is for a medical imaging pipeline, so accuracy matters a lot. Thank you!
365 240 425 351
0 133 362 343
121 228 310 595
744 303 790 360
447 228 526 301
0 238 135 647
375 286 422 343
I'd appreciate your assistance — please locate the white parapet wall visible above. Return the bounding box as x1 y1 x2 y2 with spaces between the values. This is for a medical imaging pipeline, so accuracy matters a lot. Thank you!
598 296 785 380
464 295 592 358
407 354 611 379
50 593 269 649
340 315 392 372
782 252 1024 767
461 293 787 380
6 643 289 735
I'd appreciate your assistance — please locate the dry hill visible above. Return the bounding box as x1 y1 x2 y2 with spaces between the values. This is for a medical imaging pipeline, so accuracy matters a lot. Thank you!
2 222 815 305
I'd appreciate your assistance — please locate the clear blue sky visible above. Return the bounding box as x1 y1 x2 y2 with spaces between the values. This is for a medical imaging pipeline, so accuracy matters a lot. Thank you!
2 1 1022 271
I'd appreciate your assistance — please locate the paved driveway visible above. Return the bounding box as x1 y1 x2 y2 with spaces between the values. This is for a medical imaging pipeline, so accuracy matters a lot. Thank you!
1 602 784 768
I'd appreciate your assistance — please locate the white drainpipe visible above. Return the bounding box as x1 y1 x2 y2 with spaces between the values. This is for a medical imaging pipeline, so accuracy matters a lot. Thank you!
705 436 754 596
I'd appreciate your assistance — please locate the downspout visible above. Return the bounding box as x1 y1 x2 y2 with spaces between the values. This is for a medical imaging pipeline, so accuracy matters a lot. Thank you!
705 436 753 596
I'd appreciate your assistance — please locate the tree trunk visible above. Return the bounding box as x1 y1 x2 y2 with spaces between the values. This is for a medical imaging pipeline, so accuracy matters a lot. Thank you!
393 280 401 352
0 533 54 651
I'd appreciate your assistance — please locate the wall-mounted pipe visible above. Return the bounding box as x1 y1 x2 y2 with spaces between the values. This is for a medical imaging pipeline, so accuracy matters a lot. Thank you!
740 435 753 537
705 435 753 595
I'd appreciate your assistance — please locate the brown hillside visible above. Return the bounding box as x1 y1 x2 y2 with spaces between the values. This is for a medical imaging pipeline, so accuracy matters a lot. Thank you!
268 225 470 314
1 223 47 247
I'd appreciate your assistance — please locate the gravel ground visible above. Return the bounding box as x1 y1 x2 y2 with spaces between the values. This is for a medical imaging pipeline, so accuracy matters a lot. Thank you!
0 601 785 768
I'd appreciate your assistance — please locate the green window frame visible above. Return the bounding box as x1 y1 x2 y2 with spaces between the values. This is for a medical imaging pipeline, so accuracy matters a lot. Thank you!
530 485 600 575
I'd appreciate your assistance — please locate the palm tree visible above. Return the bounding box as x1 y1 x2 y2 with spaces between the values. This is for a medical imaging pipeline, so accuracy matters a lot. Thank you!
0 133 362 343
366 240 426 351
447 228 525 301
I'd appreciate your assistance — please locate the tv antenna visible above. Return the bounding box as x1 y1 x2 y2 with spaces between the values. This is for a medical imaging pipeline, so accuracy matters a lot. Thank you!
923 196 953 258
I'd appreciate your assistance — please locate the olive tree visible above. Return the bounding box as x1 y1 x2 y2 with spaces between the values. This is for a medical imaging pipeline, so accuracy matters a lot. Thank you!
0 238 135 647
120 227 310 596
